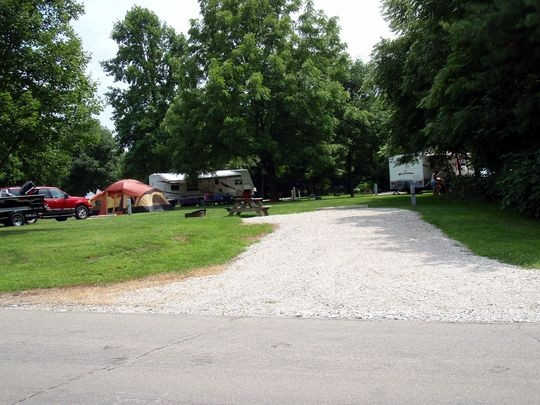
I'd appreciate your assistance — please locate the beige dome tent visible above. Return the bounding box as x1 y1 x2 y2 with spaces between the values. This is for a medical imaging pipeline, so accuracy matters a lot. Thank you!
90 179 171 215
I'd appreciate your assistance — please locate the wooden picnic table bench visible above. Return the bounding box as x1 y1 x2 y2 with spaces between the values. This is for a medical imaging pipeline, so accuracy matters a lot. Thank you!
227 197 270 216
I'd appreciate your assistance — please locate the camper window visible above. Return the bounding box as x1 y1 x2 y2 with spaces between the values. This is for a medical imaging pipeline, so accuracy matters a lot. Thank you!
234 178 243 185
171 184 180 191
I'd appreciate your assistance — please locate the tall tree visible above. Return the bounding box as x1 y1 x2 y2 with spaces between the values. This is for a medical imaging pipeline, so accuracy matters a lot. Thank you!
62 120 121 196
336 60 384 196
0 0 99 185
373 0 540 216
372 0 456 159
163 0 349 197
421 0 540 173
102 6 185 180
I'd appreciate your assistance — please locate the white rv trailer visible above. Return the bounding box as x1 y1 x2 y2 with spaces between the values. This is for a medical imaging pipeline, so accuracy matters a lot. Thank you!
149 169 254 206
389 154 473 192
389 154 432 192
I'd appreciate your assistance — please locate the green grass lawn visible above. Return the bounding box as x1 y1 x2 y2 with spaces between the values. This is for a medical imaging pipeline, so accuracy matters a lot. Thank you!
1 193 538 292
0 210 272 291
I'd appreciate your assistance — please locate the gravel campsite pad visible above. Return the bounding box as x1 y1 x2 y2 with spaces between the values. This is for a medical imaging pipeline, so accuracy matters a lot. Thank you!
5 207 540 322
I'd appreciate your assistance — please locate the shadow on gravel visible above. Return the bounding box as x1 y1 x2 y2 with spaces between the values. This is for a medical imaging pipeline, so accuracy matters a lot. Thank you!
333 208 482 269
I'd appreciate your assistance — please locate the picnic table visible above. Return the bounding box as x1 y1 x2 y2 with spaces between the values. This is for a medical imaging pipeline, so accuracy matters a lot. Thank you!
227 197 270 216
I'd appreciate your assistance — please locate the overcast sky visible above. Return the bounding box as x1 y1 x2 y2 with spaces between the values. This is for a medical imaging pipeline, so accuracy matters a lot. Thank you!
72 0 393 130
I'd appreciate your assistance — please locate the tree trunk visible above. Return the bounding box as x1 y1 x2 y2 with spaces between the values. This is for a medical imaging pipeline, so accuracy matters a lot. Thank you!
347 150 354 197
262 160 279 201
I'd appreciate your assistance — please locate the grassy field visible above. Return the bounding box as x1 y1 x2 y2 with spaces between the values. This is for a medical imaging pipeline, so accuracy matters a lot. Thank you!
0 193 538 292
0 210 272 291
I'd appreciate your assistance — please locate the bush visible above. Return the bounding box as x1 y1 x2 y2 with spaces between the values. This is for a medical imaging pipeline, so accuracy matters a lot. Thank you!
497 152 540 218
449 174 500 202
356 181 374 194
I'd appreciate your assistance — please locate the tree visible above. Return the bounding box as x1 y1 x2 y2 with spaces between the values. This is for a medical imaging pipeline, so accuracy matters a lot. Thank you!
421 0 540 173
373 0 540 216
163 0 349 197
102 6 185 180
372 0 456 159
62 120 121 196
0 0 99 185
336 60 385 196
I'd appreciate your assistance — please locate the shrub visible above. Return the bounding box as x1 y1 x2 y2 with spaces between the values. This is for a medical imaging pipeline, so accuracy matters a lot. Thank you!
497 152 540 218
355 181 373 194
449 174 500 202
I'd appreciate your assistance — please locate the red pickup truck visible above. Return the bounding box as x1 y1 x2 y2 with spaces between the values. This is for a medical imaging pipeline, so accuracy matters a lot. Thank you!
7 185 93 221
29 186 92 221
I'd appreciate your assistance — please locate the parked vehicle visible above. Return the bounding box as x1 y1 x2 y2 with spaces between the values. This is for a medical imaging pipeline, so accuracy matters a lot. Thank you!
0 191 46 226
389 155 432 193
28 186 93 220
389 153 472 193
149 169 254 206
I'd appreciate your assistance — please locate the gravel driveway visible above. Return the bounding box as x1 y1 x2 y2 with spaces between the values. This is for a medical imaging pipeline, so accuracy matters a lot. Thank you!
6 207 540 322
107 207 539 322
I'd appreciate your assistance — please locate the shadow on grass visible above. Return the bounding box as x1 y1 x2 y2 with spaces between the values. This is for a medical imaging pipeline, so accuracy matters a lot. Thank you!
0 227 60 237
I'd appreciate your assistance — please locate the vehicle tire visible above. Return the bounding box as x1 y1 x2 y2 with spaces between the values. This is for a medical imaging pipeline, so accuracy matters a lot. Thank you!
25 218 38 225
55 217 68 222
10 213 25 227
75 205 89 220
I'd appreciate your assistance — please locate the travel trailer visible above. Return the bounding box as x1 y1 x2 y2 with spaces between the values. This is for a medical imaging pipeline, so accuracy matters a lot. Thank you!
149 169 255 206
389 154 472 192
389 155 432 193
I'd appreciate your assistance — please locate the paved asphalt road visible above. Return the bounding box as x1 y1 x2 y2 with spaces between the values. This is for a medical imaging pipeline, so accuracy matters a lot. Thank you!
1 309 539 404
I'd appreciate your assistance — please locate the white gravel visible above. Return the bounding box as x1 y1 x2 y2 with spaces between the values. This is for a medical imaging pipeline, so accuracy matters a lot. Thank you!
94 207 539 322
9 207 540 322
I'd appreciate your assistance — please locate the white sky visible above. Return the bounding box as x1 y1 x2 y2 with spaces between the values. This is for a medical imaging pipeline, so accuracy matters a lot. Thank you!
72 0 393 130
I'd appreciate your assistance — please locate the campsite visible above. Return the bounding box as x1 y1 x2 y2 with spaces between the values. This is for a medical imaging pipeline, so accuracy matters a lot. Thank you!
2 1 539 402
1 193 538 293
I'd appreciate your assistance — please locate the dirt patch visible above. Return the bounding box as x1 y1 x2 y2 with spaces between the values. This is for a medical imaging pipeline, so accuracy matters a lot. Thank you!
171 234 189 243
0 265 225 307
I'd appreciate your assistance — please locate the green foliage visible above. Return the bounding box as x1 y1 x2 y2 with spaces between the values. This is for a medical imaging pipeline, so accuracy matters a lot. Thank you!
0 0 99 185
102 6 186 180
335 60 386 195
422 0 540 173
373 0 453 156
355 182 373 194
447 175 500 202
374 0 540 216
62 121 121 195
497 152 540 218
164 0 349 197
